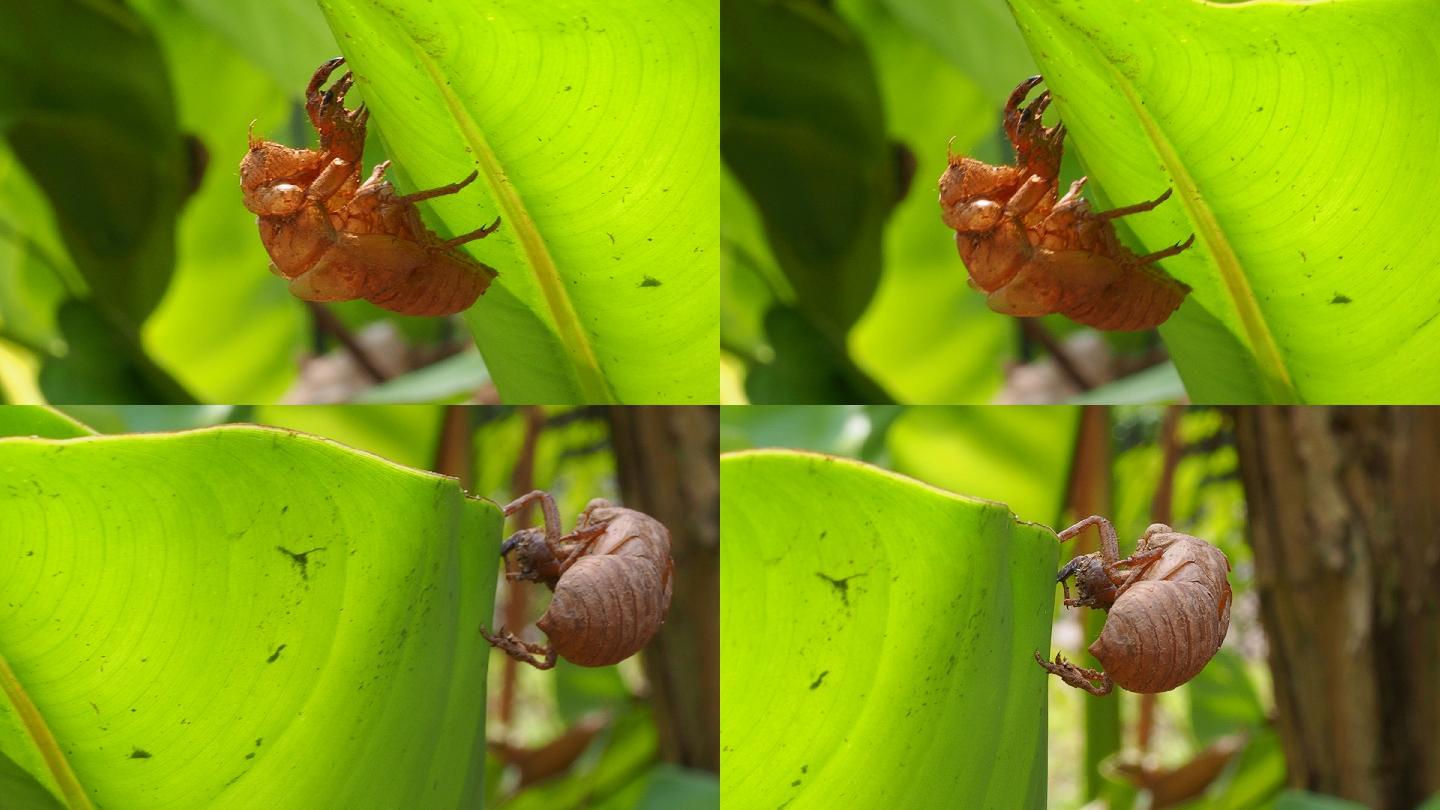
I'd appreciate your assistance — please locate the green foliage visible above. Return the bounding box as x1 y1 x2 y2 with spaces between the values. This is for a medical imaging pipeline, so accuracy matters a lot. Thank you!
723 0 895 340
886 405 1079 524
0 404 94 438
722 449 1056 807
0 0 195 403
0 421 500 807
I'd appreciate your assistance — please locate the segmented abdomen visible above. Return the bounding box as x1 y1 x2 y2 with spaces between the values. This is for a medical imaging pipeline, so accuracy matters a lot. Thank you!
1090 580 1228 693
538 554 673 667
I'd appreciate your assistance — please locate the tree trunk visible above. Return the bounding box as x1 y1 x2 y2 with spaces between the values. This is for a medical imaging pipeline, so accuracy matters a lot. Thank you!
1234 406 1440 809
608 406 720 772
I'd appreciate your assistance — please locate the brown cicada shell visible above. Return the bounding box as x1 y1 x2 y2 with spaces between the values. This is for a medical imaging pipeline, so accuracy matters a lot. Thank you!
1036 515 1231 695
939 76 1194 331
238 57 500 317
481 490 674 670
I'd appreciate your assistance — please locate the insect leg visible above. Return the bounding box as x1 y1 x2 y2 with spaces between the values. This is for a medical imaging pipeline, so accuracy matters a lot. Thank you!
1058 516 1121 564
444 217 503 248
1113 545 1167 589
1034 651 1114 696
357 160 391 192
306 158 357 205
1136 234 1196 265
479 626 559 670
1004 174 1051 218
396 171 479 204
1056 177 1088 208
1096 187 1173 221
504 490 564 548
305 57 346 130
1002 75 1045 144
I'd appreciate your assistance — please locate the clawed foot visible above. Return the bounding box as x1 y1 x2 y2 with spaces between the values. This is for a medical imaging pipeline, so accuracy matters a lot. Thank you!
306 57 369 162
1004 76 1065 183
480 625 558 670
1137 233 1197 267
1034 650 1113 696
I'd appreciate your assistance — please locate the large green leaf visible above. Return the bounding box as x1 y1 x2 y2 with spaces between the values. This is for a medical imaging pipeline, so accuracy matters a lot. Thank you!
314 0 717 404
1010 0 1440 403
0 424 499 807
722 450 1055 808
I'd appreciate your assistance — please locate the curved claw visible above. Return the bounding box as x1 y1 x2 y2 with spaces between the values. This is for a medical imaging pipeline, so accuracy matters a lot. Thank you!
1002 75 1063 184
1035 650 1113 696
302 59 368 163
329 72 355 102
306 57 347 129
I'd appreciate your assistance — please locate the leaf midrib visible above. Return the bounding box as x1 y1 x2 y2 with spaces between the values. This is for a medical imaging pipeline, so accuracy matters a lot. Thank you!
406 44 616 404
0 651 94 809
1103 67 1298 402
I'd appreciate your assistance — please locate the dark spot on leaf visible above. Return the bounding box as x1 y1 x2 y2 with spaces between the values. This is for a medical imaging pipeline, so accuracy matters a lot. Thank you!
791 780 801 787
245 752 255 760
639 276 662 288
816 571 864 607
276 547 325 580
1330 294 1352 304
809 671 828 690
130 749 151 759
267 644 287 663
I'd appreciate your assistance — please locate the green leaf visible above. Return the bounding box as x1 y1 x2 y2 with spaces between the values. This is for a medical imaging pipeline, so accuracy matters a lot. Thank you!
1010 0 1440 403
722 0 895 338
1187 649 1264 746
0 405 93 439
134 0 309 403
0 0 184 327
0 426 499 807
353 351 490 404
1272 790 1371 810
843 0 1016 403
315 0 718 404
1070 362 1185 404
634 764 720 810
721 450 1055 808
39 301 195 404
886 406 1079 524
745 306 893 404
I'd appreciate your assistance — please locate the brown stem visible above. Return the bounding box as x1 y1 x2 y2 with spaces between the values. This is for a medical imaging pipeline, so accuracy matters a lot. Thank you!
431 406 475 486
498 406 546 728
304 301 389 383
1019 317 1094 391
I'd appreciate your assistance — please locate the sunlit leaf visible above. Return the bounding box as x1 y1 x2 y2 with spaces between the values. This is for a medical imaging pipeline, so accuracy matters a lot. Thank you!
722 450 1055 807
1011 0 1440 403
316 0 718 404
0 425 499 806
